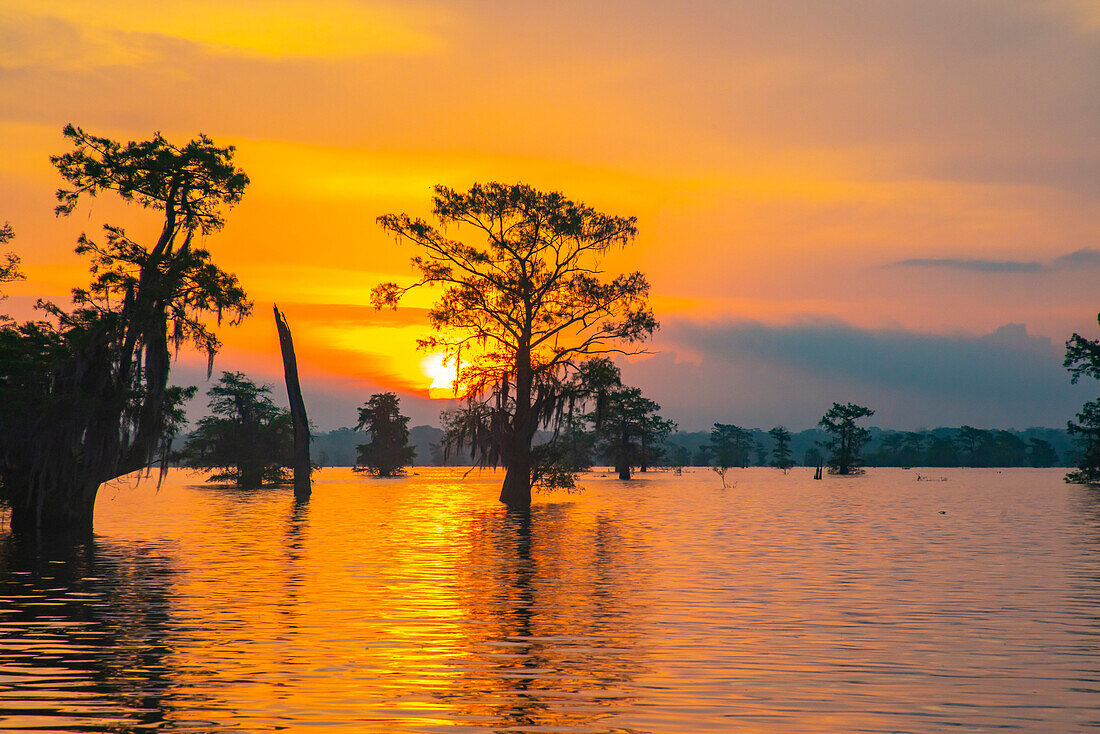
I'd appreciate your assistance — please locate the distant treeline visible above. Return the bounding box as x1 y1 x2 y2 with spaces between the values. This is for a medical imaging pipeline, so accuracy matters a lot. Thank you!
665 426 1070 468
300 425 1073 469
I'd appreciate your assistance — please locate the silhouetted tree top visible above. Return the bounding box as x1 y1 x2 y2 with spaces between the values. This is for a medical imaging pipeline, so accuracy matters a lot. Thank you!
0 223 19 279
1065 313 1100 384
0 222 23 314
355 392 416 477
51 125 248 233
1064 312 1100 484
372 182 655 388
819 402 875 475
711 423 753 470
372 182 657 507
591 383 675 480
47 126 252 372
0 127 252 533
768 426 795 471
179 371 293 488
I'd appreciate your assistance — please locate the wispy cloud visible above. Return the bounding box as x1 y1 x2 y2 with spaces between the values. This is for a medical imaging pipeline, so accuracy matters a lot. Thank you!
0 0 446 70
894 247 1100 274
1051 248 1100 268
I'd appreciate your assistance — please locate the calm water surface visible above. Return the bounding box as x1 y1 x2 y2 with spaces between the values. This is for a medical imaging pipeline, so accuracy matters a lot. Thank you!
1 468 1098 732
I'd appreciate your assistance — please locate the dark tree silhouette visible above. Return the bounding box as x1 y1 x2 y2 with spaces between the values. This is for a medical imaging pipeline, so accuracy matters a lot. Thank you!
0 127 250 533
354 392 416 477
667 444 691 472
372 183 656 508
710 423 752 487
711 424 752 467
753 439 769 467
819 402 874 475
925 434 960 467
0 222 22 303
179 372 293 487
273 305 311 498
768 426 795 472
1027 438 1059 468
1065 313 1100 484
1066 401 1100 484
692 445 713 467
591 386 675 480
1065 314 1100 384
804 446 824 470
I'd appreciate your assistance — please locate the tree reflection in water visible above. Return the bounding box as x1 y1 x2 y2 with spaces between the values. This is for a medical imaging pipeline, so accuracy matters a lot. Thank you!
441 504 649 731
0 534 179 731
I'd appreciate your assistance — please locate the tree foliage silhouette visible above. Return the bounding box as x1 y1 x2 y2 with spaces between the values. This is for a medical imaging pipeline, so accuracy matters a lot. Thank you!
819 402 874 475
768 426 795 472
710 423 752 487
179 372 293 487
0 126 250 532
1027 438 1059 468
0 222 22 296
591 385 675 480
373 182 656 507
1064 312 1100 484
355 392 416 477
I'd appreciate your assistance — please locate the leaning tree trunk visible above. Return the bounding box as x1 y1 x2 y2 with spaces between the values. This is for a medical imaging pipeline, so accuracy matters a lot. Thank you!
274 305 311 500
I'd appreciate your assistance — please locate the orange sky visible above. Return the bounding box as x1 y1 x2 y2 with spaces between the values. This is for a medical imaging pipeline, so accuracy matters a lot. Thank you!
1 1 1097 429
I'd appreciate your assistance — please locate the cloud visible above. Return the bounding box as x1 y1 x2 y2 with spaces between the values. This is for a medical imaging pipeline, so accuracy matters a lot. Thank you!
618 318 1088 431
894 247 1100 274
895 258 1043 273
0 0 446 70
1051 248 1100 268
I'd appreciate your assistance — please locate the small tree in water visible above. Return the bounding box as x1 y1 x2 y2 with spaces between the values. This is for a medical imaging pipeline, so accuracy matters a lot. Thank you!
179 372 293 487
591 386 675 480
0 126 250 533
355 392 416 477
1064 312 1100 484
372 183 656 508
710 423 751 487
768 426 795 473
819 402 875 475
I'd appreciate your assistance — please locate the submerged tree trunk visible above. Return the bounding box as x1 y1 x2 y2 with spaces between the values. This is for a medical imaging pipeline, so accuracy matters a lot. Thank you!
8 471 99 538
274 305 311 500
499 428 532 508
499 343 534 509
499 457 532 508
617 418 632 480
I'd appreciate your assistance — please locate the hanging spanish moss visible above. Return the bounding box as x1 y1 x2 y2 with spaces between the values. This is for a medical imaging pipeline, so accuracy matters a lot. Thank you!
0 126 251 535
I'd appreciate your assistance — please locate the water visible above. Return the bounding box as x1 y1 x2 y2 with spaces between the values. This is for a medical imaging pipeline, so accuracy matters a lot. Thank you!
1 467 1098 732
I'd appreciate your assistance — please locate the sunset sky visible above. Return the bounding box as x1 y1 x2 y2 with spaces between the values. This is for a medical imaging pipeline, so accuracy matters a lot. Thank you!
1 0 1097 431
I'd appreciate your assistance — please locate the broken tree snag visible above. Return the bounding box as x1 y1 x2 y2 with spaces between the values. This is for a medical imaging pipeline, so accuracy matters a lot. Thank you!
274 304 311 499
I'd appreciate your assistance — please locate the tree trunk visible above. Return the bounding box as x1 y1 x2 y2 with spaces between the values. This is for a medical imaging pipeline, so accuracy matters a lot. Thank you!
8 477 97 538
499 448 532 508
617 418 631 480
499 341 534 509
274 305 311 500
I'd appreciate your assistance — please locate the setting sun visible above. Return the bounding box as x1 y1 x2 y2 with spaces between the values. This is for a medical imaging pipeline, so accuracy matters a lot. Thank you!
421 353 461 399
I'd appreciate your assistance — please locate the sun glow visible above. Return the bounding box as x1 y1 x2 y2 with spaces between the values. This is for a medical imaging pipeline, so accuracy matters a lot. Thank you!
421 354 461 399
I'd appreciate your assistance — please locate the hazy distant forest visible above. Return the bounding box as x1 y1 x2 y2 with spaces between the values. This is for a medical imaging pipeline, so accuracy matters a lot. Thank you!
307 424 1074 470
